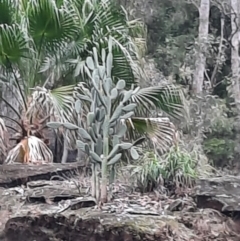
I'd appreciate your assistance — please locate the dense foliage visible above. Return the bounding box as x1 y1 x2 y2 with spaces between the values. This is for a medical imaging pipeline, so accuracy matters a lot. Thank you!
139 0 238 169
0 0 187 201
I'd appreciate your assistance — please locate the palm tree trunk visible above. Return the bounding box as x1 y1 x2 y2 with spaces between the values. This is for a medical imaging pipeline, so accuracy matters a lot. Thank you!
0 84 20 139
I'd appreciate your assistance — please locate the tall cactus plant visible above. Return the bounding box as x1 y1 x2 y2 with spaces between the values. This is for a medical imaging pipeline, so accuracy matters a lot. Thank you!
49 38 139 202
77 40 139 202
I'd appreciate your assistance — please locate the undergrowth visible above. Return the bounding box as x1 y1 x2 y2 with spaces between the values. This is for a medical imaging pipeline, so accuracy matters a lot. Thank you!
120 143 213 193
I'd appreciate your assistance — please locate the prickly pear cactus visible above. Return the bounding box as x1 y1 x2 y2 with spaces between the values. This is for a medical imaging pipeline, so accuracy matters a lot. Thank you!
75 41 139 168
48 38 140 202
79 40 141 202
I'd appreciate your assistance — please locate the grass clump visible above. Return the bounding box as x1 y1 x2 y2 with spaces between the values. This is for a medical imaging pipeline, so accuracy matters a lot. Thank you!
124 146 199 193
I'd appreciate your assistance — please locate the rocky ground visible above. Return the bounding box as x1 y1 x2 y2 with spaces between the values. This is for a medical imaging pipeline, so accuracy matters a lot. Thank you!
0 163 240 241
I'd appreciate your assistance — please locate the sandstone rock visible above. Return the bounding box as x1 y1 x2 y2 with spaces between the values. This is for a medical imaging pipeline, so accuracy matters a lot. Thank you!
3 209 191 241
194 175 240 212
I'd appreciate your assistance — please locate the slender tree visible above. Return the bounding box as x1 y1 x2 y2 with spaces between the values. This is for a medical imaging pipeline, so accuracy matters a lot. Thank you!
230 0 240 111
191 0 210 95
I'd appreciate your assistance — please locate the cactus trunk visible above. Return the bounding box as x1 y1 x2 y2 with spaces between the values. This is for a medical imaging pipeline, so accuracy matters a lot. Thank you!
91 163 96 197
101 113 110 203
101 140 108 203
95 163 100 201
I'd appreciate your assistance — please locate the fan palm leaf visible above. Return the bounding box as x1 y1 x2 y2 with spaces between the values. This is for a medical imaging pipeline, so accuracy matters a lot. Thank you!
70 0 146 85
0 24 29 67
125 117 178 154
130 85 186 119
26 85 77 123
25 0 78 44
0 0 17 25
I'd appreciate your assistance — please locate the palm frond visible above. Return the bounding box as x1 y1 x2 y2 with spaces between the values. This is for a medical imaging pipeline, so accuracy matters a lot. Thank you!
26 85 76 123
0 0 16 25
25 85 79 150
111 36 145 83
26 0 78 44
130 85 186 119
111 45 136 87
0 24 29 67
71 0 145 85
39 51 70 84
5 135 53 164
126 117 178 154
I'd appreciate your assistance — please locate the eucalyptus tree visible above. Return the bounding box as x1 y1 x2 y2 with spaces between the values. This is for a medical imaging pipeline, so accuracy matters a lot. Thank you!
187 0 210 95
230 0 240 111
0 0 185 164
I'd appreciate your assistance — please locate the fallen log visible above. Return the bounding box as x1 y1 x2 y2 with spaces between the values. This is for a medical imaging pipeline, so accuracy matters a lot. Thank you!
0 163 90 188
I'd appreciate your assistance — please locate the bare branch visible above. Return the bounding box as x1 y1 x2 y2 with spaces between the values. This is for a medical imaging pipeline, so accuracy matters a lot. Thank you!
186 0 200 9
210 14 225 87
211 0 239 50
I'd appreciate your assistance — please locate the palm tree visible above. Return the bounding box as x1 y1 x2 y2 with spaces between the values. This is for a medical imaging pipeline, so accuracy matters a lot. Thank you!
0 0 79 163
0 0 185 164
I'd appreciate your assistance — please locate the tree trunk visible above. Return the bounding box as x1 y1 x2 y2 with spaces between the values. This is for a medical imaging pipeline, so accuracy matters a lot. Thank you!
231 0 240 110
192 0 210 95
210 13 224 87
230 0 240 171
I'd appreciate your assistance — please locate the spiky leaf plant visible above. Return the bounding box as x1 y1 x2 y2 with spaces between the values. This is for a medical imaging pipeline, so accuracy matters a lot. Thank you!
126 146 198 193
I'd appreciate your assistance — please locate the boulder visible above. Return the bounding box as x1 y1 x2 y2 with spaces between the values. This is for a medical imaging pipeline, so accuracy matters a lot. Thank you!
3 210 184 241
2 201 240 241
194 175 240 212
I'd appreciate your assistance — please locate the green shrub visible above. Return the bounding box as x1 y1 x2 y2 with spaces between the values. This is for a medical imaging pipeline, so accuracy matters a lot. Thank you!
203 138 235 167
125 146 198 193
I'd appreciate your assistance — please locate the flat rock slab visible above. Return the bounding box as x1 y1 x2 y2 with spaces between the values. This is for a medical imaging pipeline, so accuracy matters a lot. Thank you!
0 180 89 204
25 180 89 202
0 180 93 235
0 163 89 188
194 175 240 212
